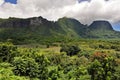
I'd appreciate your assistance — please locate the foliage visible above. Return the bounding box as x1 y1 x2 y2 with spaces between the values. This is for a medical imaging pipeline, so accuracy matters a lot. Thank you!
0 42 18 62
91 52 108 62
60 44 81 56
35 55 50 80
88 53 116 80
0 39 120 80
0 62 29 80
12 57 39 78
49 69 60 80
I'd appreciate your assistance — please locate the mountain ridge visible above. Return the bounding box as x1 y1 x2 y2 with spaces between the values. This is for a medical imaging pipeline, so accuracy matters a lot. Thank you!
0 16 119 44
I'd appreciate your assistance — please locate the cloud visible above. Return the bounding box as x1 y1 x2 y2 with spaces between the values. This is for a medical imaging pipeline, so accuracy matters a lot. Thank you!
65 0 120 24
0 0 120 24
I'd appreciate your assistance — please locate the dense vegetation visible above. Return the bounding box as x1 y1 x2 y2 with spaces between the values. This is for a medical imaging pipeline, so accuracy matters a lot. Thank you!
0 39 120 80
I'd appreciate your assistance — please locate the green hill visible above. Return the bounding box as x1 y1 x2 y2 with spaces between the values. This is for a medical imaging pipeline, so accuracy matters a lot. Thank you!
57 17 87 38
87 21 120 38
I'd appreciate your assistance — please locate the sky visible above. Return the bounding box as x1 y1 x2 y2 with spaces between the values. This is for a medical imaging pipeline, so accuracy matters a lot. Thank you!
0 0 120 30
4 0 17 4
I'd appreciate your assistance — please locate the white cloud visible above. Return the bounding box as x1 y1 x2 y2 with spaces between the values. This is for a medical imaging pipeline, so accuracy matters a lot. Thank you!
0 0 120 24
65 0 120 24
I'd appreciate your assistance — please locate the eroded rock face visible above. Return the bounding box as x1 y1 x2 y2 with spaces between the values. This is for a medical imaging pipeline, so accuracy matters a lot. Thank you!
0 16 47 28
30 17 43 26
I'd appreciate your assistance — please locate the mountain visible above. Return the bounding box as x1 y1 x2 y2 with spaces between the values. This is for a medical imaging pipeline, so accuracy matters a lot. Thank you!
86 21 120 38
0 17 66 44
57 17 87 38
0 16 119 44
89 21 114 30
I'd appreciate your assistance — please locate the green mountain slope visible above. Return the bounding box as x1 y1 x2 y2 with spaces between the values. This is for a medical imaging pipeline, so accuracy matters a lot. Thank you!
57 17 87 38
0 16 120 44
0 17 66 44
87 21 120 38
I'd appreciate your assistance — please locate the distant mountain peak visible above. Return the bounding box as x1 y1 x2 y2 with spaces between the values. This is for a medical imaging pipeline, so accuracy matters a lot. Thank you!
89 20 114 31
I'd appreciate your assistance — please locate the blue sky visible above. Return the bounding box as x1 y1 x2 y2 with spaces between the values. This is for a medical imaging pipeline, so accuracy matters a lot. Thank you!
5 0 17 4
112 22 120 31
114 27 120 31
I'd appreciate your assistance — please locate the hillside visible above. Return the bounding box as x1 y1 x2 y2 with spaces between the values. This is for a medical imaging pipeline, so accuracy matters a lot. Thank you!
87 21 120 38
0 16 120 44
57 17 87 38
0 17 66 44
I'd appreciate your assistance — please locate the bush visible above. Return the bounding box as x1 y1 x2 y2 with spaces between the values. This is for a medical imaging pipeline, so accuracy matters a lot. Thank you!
0 42 18 62
60 45 81 56
88 54 116 80
0 62 29 80
77 50 91 59
35 55 50 80
12 57 39 78
0 68 29 80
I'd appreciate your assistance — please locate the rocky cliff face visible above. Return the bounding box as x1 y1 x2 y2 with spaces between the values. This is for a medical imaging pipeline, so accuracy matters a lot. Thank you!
0 16 52 28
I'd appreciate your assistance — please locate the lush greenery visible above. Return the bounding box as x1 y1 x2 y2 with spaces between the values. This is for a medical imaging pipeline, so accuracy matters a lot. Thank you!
0 39 120 80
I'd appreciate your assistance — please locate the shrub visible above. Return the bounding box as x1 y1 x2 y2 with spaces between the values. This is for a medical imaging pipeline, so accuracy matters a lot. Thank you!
35 55 50 80
0 42 18 62
12 57 39 78
60 45 81 56
0 62 29 80
88 54 116 80
91 52 108 62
